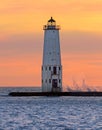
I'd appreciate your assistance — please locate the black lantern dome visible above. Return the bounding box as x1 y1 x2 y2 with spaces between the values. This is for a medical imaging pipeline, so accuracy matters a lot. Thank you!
43 17 60 30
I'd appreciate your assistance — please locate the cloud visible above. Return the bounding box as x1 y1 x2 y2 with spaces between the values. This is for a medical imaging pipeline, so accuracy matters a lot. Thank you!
0 33 43 58
61 31 102 54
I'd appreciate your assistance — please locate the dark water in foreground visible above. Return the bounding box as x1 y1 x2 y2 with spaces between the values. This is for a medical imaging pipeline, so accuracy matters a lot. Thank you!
0 87 102 130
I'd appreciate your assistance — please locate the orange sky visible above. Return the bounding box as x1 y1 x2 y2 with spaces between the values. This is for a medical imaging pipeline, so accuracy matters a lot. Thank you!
0 0 102 90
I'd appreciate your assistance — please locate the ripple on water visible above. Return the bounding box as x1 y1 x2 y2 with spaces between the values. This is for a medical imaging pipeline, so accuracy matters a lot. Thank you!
0 97 102 130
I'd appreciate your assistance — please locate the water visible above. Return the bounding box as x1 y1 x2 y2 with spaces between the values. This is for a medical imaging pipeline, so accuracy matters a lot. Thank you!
0 87 102 130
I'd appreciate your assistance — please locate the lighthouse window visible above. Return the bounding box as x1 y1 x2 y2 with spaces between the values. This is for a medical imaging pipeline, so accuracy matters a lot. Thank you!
49 79 51 83
59 67 60 70
42 66 43 71
59 79 61 83
45 67 47 71
53 67 57 74
49 66 51 70
46 79 47 83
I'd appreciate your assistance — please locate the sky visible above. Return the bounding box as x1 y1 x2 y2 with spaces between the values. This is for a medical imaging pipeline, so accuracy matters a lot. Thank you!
0 0 102 90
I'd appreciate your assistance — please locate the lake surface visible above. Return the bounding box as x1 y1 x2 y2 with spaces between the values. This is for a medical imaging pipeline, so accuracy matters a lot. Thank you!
0 87 102 130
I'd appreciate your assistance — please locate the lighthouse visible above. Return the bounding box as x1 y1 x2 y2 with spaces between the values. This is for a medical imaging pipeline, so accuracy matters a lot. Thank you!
42 17 62 92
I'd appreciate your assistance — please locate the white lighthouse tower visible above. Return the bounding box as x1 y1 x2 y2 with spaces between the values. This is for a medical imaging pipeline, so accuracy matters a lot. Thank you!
42 17 62 92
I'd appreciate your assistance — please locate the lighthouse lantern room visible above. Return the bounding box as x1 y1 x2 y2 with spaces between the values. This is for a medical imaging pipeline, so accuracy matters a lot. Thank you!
42 17 62 92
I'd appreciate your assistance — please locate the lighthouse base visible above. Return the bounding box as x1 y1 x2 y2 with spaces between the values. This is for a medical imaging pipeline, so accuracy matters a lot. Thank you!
52 87 61 92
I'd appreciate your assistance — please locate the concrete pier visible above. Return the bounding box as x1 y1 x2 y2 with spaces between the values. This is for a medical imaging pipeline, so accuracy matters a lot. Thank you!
9 92 102 96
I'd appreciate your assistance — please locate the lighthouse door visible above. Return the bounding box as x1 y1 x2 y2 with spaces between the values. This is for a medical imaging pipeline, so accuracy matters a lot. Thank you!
52 79 58 88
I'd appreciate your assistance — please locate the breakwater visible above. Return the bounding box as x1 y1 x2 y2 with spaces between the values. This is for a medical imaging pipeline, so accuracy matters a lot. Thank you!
9 92 102 96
